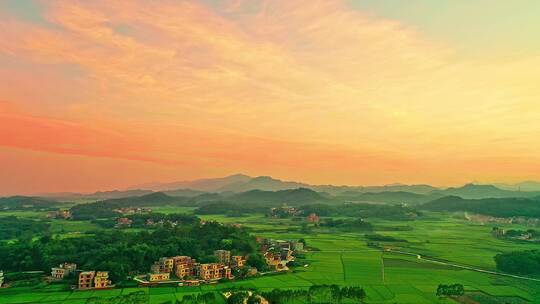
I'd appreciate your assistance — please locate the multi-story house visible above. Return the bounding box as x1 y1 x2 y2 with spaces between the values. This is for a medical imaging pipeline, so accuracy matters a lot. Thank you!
231 256 246 268
151 257 174 273
94 271 111 289
198 263 232 281
78 271 95 289
173 256 198 279
148 272 170 282
78 271 111 289
214 250 231 264
51 263 77 279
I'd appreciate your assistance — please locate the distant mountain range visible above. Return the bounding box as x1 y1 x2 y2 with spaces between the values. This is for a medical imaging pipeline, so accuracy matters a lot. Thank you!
9 174 540 203
128 174 540 199
130 174 438 195
494 181 540 192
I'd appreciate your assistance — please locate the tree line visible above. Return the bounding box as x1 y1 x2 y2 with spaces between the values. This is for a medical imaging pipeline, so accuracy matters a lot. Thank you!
0 221 258 282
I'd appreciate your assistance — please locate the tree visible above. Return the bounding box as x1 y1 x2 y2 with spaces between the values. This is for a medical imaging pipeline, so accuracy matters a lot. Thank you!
247 295 262 304
227 292 249 304
247 253 268 271
436 284 464 297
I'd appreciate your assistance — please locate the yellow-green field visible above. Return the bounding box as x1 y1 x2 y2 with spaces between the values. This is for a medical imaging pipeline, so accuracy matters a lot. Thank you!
1 210 540 303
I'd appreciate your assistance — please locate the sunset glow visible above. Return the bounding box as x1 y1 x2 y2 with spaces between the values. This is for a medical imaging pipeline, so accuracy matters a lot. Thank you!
1 0 540 194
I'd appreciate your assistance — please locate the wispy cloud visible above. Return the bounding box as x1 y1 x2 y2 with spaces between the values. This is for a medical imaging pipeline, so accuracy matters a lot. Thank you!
0 0 539 192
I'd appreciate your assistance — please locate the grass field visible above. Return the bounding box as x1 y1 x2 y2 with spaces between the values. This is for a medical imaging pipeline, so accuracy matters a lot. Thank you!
2 210 540 303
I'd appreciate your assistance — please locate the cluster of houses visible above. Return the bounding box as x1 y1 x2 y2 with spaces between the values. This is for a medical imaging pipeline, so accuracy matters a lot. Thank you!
492 227 540 242
46 210 72 219
258 238 303 271
115 217 183 228
138 250 249 285
50 263 112 290
467 213 540 227
113 207 152 215
115 217 133 228
268 205 320 223
269 205 300 218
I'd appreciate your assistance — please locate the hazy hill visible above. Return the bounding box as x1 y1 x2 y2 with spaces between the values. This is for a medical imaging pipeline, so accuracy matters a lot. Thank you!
421 195 540 218
130 174 443 195
336 191 444 205
40 189 154 201
495 181 540 192
97 192 189 206
163 189 207 197
217 176 308 192
0 196 59 210
434 183 539 199
69 192 192 219
41 174 540 201
131 174 252 191
228 188 329 206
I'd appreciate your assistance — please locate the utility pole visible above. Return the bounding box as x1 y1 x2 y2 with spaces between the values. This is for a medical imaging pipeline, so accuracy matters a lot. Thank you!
381 251 385 284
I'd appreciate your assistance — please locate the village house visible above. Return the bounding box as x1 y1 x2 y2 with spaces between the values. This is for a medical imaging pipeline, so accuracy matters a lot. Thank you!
94 272 111 288
306 213 320 223
148 272 170 282
47 210 72 219
113 207 152 215
290 240 304 251
51 263 77 279
198 263 232 280
78 271 95 289
173 256 198 279
214 250 231 264
151 257 174 274
231 256 246 268
257 238 299 271
269 205 299 218
115 217 133 228
78 271 111 289
264 251 287 271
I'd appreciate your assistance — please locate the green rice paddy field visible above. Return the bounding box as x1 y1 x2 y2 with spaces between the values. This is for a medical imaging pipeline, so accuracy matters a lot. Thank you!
1 211 540 303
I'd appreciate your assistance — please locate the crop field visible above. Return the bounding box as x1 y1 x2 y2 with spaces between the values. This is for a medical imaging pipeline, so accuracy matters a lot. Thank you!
2 211 540 303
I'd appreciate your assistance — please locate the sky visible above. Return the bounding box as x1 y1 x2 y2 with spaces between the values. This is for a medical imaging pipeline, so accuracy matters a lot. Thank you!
1 0 540 195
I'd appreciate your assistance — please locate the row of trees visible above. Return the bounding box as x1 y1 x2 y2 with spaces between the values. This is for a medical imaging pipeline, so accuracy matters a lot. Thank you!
494 250 540 274
94 213 200 229
298 203 421 221
436 284 464 297
422 196 540 218
86 291 148 304
259 285 366 303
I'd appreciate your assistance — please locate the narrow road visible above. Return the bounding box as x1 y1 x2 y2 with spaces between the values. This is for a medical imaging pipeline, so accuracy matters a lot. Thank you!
384 248 540 283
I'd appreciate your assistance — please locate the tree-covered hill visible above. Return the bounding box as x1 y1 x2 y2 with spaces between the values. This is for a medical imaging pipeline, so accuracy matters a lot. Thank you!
421 195 540 218
335 191 444 205
70 192 192 219
0 196 58 210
